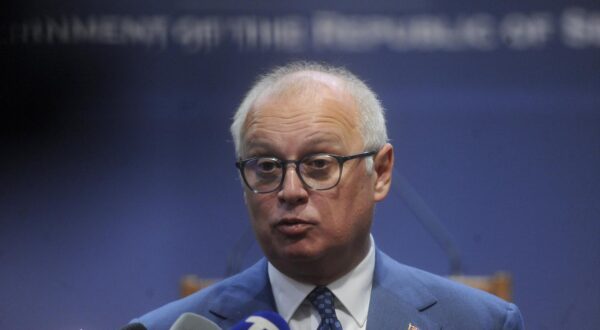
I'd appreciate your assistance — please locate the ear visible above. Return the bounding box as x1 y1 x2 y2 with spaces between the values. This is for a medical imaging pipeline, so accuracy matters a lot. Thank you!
372 143 394 202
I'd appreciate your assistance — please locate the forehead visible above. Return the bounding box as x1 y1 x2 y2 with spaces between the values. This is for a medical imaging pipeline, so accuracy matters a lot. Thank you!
241 74 362 155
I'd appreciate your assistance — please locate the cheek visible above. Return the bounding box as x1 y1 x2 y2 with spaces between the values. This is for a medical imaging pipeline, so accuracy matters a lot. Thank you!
245 196 270 226
339 169 372 198
246 194 277 230
336 178 374 223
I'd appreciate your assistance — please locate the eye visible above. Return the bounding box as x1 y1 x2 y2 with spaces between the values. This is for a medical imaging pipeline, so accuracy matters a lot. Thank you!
255 158 280 172
304 155 334 169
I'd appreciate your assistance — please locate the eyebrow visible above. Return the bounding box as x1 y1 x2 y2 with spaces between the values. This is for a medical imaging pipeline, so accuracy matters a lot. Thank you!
304 131 346 146
243 135 346 159
243 139 275 154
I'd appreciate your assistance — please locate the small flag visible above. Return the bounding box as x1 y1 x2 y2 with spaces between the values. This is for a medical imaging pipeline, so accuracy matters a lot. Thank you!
407 323 419 330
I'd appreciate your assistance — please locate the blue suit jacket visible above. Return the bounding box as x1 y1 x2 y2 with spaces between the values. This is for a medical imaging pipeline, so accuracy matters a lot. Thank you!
132 250 524 329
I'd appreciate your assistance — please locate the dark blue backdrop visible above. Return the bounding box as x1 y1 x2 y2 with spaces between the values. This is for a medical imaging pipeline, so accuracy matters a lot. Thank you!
1 1 599 329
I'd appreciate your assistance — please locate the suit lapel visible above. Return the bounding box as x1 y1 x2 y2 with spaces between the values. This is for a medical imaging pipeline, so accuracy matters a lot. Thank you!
205 251 442 329
367 250 441 330
208 259 278 328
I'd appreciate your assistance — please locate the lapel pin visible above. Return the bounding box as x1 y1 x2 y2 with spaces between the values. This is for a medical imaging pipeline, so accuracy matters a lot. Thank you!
407 323 419 330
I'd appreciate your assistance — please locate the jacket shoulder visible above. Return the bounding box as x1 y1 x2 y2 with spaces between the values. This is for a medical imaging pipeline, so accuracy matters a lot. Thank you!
375 250 524 329
129 259 270 330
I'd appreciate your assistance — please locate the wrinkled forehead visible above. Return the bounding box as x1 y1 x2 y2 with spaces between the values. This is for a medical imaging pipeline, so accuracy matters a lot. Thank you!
240 72 361 150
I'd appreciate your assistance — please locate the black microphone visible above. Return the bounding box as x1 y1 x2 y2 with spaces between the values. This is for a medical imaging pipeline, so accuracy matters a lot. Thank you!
169 312 222 330
120 323 147 330
229 311 289 330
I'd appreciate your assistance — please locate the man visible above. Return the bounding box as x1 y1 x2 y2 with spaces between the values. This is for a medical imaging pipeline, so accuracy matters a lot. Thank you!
127 62 524 329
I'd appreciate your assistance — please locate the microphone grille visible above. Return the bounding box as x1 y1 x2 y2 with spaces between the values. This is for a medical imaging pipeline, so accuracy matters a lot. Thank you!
120 323 148 330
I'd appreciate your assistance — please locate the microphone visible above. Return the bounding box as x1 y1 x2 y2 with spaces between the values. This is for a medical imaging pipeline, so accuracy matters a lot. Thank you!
169 312 222 330
120 323 147 330
230 311 289 330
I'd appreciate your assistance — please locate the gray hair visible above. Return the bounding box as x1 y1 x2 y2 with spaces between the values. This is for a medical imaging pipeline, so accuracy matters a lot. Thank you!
230 62 388 159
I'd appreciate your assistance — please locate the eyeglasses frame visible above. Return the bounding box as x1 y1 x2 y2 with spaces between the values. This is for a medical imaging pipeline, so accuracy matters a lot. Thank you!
235 150 378 194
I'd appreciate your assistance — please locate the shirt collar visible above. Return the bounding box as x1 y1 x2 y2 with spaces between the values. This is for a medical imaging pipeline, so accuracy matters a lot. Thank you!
268 235 376 327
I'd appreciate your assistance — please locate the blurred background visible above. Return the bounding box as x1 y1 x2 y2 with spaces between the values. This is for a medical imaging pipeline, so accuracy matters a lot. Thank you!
1 1 599 329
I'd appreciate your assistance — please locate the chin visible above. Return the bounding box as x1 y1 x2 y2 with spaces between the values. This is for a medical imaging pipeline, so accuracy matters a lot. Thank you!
274 242 324 263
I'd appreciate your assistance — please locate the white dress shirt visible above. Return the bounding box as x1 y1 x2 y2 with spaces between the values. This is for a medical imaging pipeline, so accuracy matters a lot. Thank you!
268 236 376 330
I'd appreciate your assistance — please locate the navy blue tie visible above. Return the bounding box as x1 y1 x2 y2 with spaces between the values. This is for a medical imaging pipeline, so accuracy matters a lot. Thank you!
307 286 343 330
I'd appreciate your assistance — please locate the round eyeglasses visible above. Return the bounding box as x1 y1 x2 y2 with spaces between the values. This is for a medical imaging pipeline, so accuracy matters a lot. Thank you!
235 151 377 193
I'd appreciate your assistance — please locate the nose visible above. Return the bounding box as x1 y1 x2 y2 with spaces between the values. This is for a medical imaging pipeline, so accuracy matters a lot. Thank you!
277 164 309 205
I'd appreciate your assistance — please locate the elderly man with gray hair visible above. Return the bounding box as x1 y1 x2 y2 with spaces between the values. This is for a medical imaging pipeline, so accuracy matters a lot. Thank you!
125 62 524 330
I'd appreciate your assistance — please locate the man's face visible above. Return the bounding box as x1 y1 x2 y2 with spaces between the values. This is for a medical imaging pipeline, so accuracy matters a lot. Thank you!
239 76 390 284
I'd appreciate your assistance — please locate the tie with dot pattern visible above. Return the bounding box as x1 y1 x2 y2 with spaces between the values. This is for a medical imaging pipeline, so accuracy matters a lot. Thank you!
307 286 344 330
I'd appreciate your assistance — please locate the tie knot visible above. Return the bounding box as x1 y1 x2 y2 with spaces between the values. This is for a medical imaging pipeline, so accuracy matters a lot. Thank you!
307 286 337 319
307 286 343 329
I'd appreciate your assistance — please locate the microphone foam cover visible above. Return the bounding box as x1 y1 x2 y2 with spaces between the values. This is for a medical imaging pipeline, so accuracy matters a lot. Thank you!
169 312 221 330
230 311 289 330
120 323 148 330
